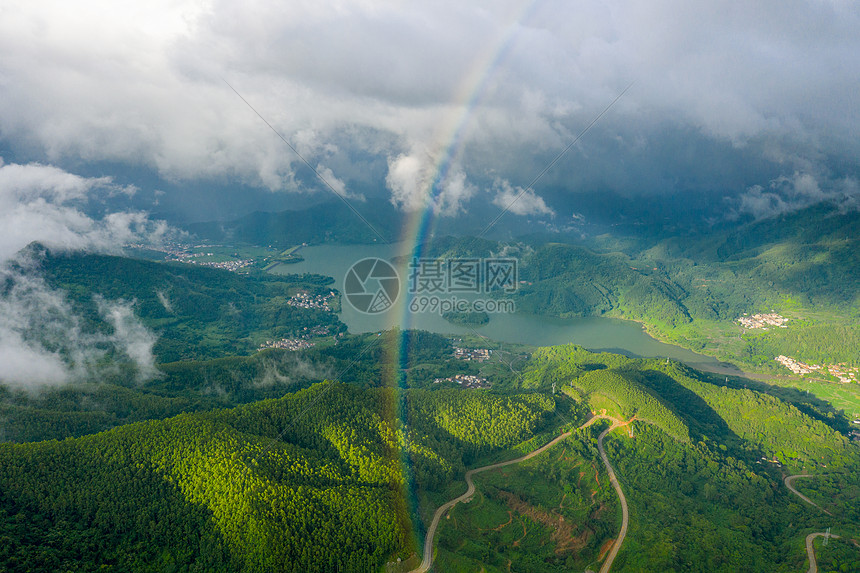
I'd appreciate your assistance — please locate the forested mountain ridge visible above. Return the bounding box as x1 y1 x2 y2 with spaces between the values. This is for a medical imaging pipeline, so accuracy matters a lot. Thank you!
22 247 345 363
0 381 560 572
412 200 859 370
3 344 859 572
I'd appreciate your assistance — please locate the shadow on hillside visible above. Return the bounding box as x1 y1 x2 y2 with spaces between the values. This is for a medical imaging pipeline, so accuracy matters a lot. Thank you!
631 368 743 445
699 371 853 435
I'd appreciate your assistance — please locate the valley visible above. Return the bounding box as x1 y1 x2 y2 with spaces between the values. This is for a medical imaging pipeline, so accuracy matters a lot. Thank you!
1 202 858 572
3 6 859 572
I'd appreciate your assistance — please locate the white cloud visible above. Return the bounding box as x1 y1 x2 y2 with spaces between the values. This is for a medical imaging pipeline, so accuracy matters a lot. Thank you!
0 160 167 390
316 164 363 200
0 160 168 260
491 178 554 217
734 171 858 219
0 257 162 391
97 297 160 382
0 0 858 211
385 150 476 215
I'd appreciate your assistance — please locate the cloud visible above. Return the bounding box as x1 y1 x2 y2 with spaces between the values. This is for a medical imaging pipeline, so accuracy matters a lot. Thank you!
733 171 859 219
316 164 364 200
0 160 167 390
156 289 174 313
491 179 554 217
254 355 334 389
97 297 160 382
0 160 168 260
0 258 89 390
0 0 858 215
0 257 162 391
385 149 476 215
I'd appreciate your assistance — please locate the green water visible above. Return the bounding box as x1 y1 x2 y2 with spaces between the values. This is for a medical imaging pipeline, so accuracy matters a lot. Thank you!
271 243 727 370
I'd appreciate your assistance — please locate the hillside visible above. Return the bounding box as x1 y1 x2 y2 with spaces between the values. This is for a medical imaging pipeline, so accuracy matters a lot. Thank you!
29 248 346 363
436 345 860 572
3 343 859 572
2 241 859 572
416 201 859 373
0 381 559 572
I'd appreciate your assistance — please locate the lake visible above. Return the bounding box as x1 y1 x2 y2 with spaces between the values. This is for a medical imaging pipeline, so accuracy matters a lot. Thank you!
271 243 729 371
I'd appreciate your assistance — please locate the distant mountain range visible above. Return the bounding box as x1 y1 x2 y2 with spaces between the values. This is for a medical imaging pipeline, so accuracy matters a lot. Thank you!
186 198 403 246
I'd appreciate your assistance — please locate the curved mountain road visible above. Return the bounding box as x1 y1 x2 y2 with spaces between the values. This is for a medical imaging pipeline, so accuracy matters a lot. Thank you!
784 474 832 516
411 415 628 573
596 423 629 573
784 473 840 573
805 531 840 573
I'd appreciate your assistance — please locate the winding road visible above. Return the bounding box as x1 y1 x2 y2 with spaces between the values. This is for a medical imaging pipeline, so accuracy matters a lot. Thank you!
805 531 840 573
411 415 629 573
596 423 629 573
784 473 841 572
784 474 832 516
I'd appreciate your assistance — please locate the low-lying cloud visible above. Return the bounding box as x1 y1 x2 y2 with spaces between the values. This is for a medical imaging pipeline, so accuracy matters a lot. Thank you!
733 171 859 220
0 160 168 390
386 150 476 216
97 297 160 382
0 159 168 260
0 257 161 390
491 179 554 217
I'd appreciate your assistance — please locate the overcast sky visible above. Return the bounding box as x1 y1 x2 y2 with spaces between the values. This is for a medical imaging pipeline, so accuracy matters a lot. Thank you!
1 0 858 225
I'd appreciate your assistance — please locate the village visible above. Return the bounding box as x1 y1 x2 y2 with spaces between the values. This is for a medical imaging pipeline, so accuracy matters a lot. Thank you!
775 355 859 383
286 291 336 311
258 326 334 352
197 258 255 271
737 312 789 329
433 374 492 389
259 338 316 351
452 346 492 361
126 242 257 271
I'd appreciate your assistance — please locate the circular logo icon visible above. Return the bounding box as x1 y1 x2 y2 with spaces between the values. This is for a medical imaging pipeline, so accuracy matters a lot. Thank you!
343 258 400 314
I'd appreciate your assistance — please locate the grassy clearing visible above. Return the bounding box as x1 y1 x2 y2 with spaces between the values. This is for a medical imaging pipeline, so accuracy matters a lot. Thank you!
434 430 618 572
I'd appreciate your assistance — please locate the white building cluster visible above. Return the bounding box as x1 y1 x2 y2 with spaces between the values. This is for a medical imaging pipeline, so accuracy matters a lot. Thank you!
197 259 254 271
775 355 819 374
287 291 335 310
433 374 491 389
737 313 788 329
775 355 858 382
452 347 492 361
259 338 315 351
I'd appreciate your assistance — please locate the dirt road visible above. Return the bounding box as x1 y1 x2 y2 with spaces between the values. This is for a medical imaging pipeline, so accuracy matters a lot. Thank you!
410 415 614 573
597 423 629 573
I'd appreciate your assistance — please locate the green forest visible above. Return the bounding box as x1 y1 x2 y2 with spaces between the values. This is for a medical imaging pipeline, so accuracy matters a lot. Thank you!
30 247 345 363
2 221 860 572
0 381 563 572
485 202 860 370
3 336 860 572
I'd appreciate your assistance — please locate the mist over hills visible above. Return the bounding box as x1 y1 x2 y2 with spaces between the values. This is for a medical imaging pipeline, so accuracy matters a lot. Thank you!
2 2 860 569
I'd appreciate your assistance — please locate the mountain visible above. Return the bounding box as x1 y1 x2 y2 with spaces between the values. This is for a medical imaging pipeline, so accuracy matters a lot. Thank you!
30 248 345 363
2 208 859 572
2 345 859 572
186 198 404 246
0 381 557 572
420 201 860 370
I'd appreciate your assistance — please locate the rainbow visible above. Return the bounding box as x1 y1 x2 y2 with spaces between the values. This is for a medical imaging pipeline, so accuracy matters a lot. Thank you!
395 0 547 334
381 2 549 555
